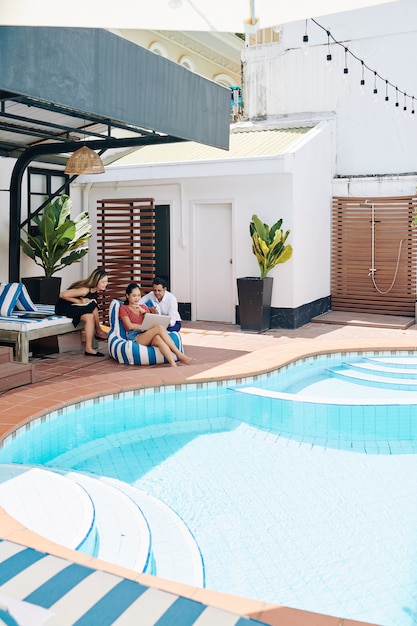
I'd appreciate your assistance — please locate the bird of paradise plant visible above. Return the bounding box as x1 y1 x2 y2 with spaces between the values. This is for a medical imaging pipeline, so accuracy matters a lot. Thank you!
249 214 293 279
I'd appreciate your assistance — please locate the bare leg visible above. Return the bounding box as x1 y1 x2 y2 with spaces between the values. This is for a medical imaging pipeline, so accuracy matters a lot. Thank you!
153 326 194 364
81 313 98 354
136 326 193 366
150 335 177 367
93 308 107 338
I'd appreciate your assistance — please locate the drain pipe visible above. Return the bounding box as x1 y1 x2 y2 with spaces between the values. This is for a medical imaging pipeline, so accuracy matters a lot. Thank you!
81 182 93 278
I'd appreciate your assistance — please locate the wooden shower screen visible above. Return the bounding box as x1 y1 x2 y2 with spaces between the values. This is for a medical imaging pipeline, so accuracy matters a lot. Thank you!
331 196 417 316
96 198 156 323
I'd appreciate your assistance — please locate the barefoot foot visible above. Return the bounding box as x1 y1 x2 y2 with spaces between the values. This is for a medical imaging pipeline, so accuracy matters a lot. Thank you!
180 355 196 365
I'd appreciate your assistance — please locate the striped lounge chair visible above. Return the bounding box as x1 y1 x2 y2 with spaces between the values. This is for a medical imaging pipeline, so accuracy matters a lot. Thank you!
108 299 184 365
0 283 80 363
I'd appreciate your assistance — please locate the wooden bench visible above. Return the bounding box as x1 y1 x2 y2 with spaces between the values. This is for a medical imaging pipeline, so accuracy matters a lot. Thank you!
0 306 83 364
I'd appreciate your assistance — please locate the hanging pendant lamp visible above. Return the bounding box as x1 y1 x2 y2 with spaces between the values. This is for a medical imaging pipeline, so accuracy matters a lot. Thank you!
64 145 105 175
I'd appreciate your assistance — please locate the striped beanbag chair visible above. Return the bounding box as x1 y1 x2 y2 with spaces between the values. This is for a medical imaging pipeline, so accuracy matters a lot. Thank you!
108 299 183 365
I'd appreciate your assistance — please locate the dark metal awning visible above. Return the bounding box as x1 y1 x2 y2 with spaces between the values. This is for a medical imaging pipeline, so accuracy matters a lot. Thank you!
0 26 230 160
0 26 231 281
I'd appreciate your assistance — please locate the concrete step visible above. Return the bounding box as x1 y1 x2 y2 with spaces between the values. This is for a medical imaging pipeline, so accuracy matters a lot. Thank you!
0 346 13 364
0 361 32 392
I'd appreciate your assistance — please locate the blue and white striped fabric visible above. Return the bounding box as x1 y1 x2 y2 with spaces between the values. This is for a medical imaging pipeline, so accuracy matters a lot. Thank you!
0 282 43 315
0 284 23 316
0 539 268 626
14 284 38 312
0 304 72 333
108 299 183 366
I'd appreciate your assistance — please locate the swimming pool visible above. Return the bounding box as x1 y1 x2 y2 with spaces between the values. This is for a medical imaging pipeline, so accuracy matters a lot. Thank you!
1 350 417 626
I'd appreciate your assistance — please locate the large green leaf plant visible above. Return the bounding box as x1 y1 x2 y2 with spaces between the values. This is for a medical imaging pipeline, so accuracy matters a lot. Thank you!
20 194 92 278
250 214 293 279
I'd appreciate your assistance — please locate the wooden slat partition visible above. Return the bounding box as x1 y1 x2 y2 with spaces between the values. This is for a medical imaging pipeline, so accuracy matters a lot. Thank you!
332 196 417 316
96 198 156 323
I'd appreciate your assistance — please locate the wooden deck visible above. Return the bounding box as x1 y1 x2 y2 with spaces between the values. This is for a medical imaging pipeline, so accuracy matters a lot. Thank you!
311 310 415 329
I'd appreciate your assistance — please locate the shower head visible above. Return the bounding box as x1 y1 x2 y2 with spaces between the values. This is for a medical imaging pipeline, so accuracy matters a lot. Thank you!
360 200 374 208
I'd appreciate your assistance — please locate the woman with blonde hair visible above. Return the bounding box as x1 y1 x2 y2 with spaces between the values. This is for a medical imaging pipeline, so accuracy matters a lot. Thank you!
55 268 109 356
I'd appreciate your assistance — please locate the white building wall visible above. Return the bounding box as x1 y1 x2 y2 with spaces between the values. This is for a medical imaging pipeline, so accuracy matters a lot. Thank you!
0 158 16 283
73 121 333 317
291 123 334 308
243 0 417 178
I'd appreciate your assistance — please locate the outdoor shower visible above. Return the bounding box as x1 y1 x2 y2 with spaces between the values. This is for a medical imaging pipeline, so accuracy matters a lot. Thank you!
360 199 405 294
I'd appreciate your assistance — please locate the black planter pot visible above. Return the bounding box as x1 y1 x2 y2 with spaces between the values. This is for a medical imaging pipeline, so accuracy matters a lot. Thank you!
22 276 62 305
237 276 273 332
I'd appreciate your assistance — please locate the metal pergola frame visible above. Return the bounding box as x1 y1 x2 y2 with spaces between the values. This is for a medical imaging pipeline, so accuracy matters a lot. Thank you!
0 26 231 281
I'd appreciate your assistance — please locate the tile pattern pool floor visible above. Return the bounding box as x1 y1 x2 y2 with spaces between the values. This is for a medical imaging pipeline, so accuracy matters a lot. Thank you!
1 318 417 626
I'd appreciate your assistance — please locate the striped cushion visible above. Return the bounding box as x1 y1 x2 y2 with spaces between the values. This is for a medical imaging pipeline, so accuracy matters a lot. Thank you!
14 284 38 311
0 283 22 316
108 299 183 366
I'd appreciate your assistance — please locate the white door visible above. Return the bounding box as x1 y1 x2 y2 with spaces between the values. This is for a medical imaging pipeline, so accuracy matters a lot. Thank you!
195 203 234 322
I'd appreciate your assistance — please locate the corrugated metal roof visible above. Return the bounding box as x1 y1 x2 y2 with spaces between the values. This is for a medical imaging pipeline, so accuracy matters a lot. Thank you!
112 125 313 165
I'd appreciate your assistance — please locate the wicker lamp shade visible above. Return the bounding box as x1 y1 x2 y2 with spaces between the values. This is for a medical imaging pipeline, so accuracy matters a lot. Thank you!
64 146 105 174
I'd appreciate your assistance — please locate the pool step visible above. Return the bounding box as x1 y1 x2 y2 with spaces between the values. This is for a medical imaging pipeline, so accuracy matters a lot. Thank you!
61 471 150 572
0 465 94 552
99 476 204 587
327 366 417 390
363 355 417 369
343 360 417 378
0 464 203 586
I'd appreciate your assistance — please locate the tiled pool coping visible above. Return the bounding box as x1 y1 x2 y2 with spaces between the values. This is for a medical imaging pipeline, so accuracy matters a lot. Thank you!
1 322 417 625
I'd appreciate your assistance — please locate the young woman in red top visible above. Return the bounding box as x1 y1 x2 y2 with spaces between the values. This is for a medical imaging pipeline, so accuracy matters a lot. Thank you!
119 283 194 367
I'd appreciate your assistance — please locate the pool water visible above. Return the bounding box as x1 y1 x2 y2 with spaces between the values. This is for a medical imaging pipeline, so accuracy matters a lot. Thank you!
1 350 417 626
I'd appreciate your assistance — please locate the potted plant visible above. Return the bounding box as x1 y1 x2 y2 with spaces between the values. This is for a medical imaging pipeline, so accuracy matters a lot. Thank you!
237 214 293 331
20 194 92 304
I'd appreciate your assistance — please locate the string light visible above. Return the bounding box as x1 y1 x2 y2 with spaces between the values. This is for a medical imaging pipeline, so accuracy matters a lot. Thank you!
373 71 378 102
359 61 365 94
343 47 349 82
309 17 415 120
302 19 309 54
326 30 332 71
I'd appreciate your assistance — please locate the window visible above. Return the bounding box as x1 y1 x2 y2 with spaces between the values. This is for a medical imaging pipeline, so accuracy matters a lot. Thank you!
27 167 70 224
148 42 169 58
179 55 195 72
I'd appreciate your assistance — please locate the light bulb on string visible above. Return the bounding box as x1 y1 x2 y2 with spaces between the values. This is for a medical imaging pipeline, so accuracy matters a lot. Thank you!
411 97 415 120
343 47 349 82
302 19 309 54
403 93 408 114
325 30 332 71
372 71 378 102
359 61 365 94
395 86 400 112
384 80 389 107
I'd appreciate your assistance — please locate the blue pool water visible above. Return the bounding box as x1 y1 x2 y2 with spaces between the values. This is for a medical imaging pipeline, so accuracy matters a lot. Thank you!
1 350 417 626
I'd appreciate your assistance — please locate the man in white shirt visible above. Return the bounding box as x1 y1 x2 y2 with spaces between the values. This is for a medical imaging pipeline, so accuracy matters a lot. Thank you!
139 277 182 332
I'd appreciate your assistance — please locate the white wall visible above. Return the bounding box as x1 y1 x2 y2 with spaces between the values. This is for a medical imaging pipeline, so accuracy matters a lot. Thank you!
291 122 334 308
333 174 417 198
74 121 333 316
0 158 16 283
242 0 417 178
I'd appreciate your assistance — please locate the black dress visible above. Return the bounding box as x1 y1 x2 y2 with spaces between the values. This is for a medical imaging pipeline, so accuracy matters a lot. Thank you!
55 290 98 327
